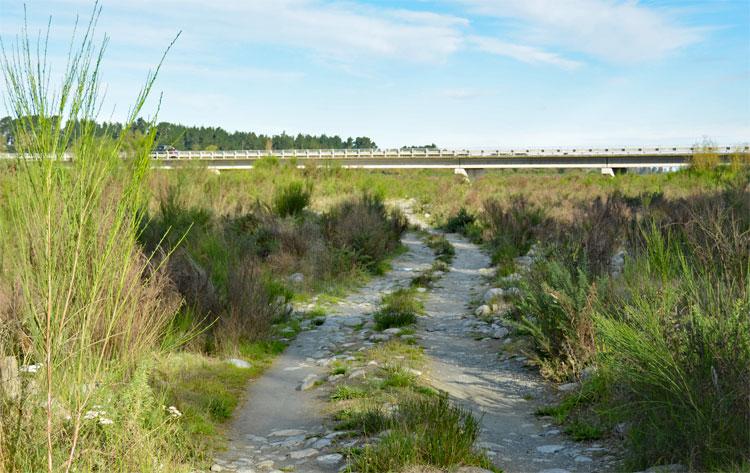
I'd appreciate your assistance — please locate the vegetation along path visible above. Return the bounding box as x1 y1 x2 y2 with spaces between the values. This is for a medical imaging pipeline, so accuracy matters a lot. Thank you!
213 232 434 472
213 228 620 473
420 233 619 473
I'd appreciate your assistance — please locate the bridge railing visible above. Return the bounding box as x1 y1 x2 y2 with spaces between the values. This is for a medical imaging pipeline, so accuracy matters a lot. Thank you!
2 145 747 162
148 145 748 160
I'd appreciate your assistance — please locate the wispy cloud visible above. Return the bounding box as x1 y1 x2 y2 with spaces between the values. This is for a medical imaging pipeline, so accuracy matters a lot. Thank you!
459 0 703 63
469 35 582 69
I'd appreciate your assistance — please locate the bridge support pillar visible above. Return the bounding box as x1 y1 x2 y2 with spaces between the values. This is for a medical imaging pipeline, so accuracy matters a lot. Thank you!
601 167 615 177
454 168 485 181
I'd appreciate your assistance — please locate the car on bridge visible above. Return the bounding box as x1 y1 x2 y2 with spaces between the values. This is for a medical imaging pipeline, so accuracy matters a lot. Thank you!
154 144 178 158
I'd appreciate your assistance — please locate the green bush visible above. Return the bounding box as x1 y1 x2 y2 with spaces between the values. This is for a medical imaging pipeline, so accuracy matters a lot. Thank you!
596 229 750 470
444 207 476 233
425 233 455 263
323 193 407 273
274 180 311 217
515 258 597 381
374 288 424 330
349 394 495 472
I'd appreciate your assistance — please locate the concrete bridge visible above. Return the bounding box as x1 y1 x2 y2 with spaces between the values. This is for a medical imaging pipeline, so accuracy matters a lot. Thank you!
2 145 747 176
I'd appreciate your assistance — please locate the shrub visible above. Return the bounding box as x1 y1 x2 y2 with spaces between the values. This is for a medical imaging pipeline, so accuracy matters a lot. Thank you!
349 394 494 472
374 289 424 330
273 180 311 217
690 139 720 171
323 193 407 273
0 13 184 471
548 193 634 276
425 234 455 264
481 196 548 270
596 228 750 470
444 207 477 234
515 259 597 381
212 258 286 352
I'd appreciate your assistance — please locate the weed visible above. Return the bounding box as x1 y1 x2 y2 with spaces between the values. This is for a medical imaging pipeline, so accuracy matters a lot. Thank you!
274 180 312 217
374 289 424 330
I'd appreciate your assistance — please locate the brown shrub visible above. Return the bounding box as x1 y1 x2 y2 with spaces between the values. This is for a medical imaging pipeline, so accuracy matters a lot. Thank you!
213 258 282 351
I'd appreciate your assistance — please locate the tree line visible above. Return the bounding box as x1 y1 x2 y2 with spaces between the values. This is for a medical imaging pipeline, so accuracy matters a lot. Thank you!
0 116 377 151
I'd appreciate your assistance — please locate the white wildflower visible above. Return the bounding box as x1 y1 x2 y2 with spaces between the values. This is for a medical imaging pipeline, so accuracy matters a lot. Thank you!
166 406 182 418
98 417 114 426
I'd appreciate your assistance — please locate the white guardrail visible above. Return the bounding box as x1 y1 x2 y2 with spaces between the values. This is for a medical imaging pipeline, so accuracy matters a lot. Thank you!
146 146 747 160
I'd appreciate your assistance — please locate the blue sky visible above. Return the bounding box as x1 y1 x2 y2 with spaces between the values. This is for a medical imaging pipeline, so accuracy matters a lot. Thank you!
1 0 748 148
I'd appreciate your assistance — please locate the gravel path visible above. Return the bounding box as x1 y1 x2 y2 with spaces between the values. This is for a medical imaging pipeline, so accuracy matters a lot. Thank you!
420 233 619 473
213 232 433 473
213 229 620 473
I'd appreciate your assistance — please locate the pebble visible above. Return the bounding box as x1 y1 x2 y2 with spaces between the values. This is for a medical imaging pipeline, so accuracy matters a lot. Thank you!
210 465 224 472
538 469 570 473
348 369 366 379
316 453 343 465
536 444 566 454
574 455 593 463
255 460 275 470
289 448 318 459
298 374 319 391
558 382 579 392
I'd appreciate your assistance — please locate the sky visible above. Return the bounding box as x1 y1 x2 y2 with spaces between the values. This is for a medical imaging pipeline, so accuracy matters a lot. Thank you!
0 0 748 148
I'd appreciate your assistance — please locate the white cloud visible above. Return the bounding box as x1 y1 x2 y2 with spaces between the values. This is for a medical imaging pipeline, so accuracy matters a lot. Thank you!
459 0 702 62
469 35 582 69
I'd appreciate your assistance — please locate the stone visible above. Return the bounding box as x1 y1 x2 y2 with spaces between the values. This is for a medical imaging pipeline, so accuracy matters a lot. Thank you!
0 356 20 400
383 328 402 335
483 288 505 303
542 429 560 437
581 365 597 380
316 453 343 465
514 255 534 267
255 460 275 470
475 304 493 317
536 444 565 454
269 429 306 437
456 468 494 473
492 327 509 339
406 368 423 376
226 358 252 369
538 469 570 473
503 287 522 298
500 273 522 283
210 464 225 472
369 333 391 342
574 455 593 463
557 382 579 392
298 374 320 391
289 448 318 459
348 369 366 379
289 272 305 283
312 437 332 449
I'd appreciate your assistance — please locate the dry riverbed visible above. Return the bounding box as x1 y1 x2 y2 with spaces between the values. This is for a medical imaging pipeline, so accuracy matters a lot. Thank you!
211 230 622 473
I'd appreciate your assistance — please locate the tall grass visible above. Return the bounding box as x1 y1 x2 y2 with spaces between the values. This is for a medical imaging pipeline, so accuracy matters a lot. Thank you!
0 8 184 471
597 228 750 469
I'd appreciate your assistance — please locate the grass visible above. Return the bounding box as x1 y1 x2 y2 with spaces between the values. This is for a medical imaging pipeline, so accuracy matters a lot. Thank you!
425 234 455 264
374 288 425 330
475 173 750 471
325 341 499 472
0 10 188 472
151 339 283 463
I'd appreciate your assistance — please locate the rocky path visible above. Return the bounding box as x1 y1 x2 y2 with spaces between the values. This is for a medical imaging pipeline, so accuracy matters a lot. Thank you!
213 228 620 473
420 233 619 473
212 232 434 473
